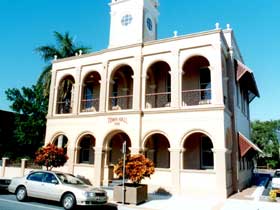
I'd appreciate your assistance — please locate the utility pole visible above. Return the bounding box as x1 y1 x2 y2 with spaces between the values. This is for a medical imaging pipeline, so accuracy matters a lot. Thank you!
122 141 126 204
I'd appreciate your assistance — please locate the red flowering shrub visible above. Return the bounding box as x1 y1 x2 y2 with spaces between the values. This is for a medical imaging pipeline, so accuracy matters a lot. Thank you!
114 154 155 185
34 143 68 171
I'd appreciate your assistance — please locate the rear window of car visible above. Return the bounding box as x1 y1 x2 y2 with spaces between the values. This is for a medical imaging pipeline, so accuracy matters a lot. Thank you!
27 172 44 182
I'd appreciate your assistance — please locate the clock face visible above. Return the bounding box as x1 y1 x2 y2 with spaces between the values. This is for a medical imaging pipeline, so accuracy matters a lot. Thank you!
146 18 153 31
121 14 133 26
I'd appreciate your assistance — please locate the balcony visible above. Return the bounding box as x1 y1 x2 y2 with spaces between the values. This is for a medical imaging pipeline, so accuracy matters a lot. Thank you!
56 100 73 114
109 95 133 110
145 92 171 108
182 88 211 106
81 98 100 112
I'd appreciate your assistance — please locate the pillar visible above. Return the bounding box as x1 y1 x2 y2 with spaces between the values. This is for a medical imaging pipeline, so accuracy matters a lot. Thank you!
170 50 180 108
58 135 63 148
132 57 143 110
213 148 228 198
93 147 104 187
20 159 28 176
72 66 82 114
1 157 9 177
169 148 181 193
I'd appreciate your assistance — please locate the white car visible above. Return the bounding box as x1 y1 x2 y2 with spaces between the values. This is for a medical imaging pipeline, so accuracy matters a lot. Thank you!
8 170 108 210
271 169 280 189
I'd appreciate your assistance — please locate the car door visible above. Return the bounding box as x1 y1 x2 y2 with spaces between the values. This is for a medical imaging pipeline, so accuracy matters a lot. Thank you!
26 172 45 198
42 172 63 201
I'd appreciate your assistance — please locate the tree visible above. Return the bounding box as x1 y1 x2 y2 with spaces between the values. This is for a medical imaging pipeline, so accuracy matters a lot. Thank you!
114 154 155 185
5 31 91 159
35 143 68 171
35 31 91 98
5 84 48 158
251 120 280 168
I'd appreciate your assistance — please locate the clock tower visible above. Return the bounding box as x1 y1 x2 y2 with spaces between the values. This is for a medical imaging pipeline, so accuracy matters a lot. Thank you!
108 0 159 48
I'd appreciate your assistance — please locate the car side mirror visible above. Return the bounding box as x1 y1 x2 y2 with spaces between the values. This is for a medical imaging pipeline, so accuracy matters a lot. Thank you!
51 179 59 185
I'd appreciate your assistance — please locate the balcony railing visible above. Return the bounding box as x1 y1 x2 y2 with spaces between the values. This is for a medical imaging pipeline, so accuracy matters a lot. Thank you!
109 95 133 110
145 92 171 108
182 88 211 106
81 98 100 112
56 99 73 114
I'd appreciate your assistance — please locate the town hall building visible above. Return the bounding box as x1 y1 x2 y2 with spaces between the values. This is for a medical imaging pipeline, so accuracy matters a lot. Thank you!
44 0 260 198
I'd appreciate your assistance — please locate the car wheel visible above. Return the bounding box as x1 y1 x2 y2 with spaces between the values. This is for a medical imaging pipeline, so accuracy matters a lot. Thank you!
62 193 76 210
16 186 27 201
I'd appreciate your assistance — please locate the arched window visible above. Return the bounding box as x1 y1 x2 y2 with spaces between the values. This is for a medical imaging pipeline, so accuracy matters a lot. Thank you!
53 135 68 155
144 133 170 168
56 75 75 114
109 65 134 110
78 135 95 164
182 56 211 106
183 133 213 169
81 72 101 112
145 61 171 108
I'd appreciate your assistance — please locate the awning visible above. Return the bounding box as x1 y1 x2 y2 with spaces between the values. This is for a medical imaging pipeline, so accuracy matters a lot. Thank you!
235 60 260 102
238 132 262 157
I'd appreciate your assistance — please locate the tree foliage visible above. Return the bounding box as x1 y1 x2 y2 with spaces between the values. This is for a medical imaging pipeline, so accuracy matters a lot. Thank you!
5 84 48 157
4 31 91 159
114 154 155 185
35 143 68 171
35 31 91 97
251 120 280 168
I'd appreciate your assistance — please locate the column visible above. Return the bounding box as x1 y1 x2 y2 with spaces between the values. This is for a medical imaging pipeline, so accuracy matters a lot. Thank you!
47 69 57 117
102 147 112 186
67 146 76 174
213 148 228 199
72 66 82 114
170 50 180 108
129 147 141 155
93 147 104 187
1 157 9 177
132 57 142 110
168 148 181 193
20 159 28 176
99 61 108 112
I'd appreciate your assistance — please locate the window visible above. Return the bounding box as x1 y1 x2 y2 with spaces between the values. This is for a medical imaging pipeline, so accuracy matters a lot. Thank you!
78 135 95 164
43 173 57 183
121 14 133 26
201 136 214 169
27 172 44 182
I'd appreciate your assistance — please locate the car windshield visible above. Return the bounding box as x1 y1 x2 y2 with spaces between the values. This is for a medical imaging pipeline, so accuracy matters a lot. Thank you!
56 173 85 185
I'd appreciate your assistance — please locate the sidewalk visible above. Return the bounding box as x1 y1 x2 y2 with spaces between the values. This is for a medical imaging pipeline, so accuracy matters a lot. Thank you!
105 184 280 210
106 189 223 210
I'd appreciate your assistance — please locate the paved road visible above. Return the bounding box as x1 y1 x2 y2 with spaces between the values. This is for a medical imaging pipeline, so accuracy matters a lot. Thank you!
0 190 118 210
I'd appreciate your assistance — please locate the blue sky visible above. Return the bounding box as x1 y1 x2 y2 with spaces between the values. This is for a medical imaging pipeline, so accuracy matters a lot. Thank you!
0 0 279 121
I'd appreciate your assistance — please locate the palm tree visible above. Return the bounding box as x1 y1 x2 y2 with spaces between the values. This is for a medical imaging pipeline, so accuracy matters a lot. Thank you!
36 31 91 97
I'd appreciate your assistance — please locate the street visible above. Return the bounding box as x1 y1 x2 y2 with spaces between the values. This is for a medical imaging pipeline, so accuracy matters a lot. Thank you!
0 190 118 210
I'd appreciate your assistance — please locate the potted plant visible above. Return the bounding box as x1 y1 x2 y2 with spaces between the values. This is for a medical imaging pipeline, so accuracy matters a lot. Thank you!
113 154 155 204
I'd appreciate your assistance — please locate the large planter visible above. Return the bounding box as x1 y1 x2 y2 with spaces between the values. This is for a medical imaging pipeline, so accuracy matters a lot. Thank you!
113 183 148 205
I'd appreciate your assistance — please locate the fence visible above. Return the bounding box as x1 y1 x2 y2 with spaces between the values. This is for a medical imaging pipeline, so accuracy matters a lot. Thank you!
0 157 41 178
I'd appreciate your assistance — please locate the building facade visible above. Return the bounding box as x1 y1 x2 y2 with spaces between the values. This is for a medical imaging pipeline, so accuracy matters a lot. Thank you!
44 0 260 198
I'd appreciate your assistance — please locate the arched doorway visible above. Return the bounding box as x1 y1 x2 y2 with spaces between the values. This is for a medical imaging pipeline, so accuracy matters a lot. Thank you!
102 131 132 185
